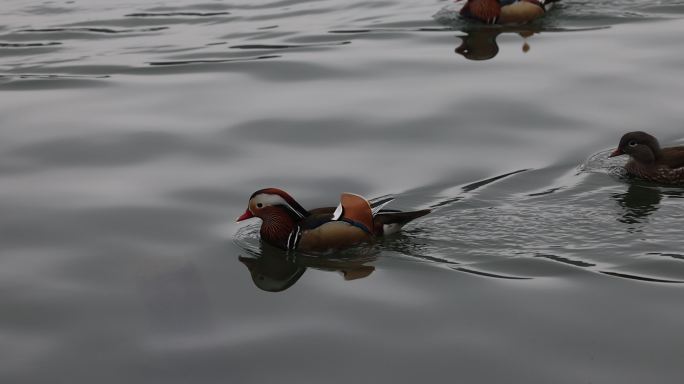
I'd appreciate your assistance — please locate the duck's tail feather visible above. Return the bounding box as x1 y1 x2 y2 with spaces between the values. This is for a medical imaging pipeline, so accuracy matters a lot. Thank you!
374 209 431 235
369 195 395 216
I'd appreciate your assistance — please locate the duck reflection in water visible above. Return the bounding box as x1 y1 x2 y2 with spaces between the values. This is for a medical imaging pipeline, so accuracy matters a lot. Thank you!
455 26 541 61
238 244 376 292
613 182 684 226
612 183 662 226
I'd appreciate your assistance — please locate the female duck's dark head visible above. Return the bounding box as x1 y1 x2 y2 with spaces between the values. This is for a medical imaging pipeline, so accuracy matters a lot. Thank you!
609 131 661 164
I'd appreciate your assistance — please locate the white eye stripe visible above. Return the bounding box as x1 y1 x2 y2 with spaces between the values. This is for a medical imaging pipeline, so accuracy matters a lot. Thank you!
252 194 305 218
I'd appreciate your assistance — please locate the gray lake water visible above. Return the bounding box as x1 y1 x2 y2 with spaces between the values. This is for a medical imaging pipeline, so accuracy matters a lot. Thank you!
2 0 684 382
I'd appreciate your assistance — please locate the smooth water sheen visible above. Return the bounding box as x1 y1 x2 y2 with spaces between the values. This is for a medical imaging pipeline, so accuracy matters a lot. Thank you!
2 0 684 383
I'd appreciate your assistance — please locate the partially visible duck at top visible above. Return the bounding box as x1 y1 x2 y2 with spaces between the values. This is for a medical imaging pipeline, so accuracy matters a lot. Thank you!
609 131 684 185
458 0 560 25
236 188 431 252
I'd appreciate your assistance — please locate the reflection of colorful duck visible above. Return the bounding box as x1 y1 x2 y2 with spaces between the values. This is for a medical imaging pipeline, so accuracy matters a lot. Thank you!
236 188 430 252
458 0 559 24
238 246 376 292
455 27 538 60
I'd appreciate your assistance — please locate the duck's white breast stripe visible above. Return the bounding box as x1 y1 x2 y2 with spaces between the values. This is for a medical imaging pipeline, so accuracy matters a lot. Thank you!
287 226 302 250
286 231 294 249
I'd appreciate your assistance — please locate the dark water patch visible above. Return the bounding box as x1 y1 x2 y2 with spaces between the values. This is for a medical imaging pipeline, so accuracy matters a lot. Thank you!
648 252 684 261
147 56 349 77
20 5 77 15
18 26 169 37
218 29 294 41
2 64 131 77
244 7 341 22
230 41 350 50
528 187 564 197
24 27 131 34
148 55 280 66
0 46 63 58
639 4 684 14
285 34 355 44
534 253 595 268
462 169 529 193
61 16 236 29
418 27 453 32
130 56 363 77
604 259 684 282
662 189 684 198
600 271 684 284
0 74 109 79
0 42 62 48
0 75 109 91
329 29 372 34
329 27 450 35
227 0 322 11
125 12 231 18
258 25 279 30
454 267 532 280
142 3 233 12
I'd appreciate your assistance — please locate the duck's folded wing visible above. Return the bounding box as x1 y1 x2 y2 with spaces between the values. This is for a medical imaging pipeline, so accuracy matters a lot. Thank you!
301 194 386 231
330 193 374 233
662 147 684 169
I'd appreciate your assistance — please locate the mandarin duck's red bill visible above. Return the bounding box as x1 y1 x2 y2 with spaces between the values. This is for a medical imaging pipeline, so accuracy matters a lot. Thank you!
458 0 559 25
609 131 684 185
236 188 431 252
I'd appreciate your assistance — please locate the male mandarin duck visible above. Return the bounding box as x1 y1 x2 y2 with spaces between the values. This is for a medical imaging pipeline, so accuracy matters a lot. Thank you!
458 0 559 24
236 188 431 252
609 131 684 185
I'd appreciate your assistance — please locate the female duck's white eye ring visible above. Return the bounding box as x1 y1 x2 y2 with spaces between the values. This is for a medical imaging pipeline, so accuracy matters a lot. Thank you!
256 203 263 208
628 140 638 147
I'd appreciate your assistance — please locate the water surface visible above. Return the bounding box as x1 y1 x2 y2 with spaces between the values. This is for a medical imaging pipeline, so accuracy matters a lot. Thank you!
2 0 684 383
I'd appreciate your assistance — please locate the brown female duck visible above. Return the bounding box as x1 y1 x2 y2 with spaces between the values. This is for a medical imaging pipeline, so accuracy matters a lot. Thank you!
236 188 430 252
609 131 684 185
